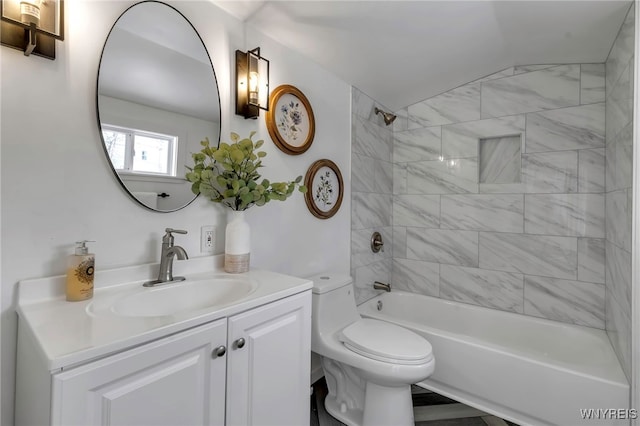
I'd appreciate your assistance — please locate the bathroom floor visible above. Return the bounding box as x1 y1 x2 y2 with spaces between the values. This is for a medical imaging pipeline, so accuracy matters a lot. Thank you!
310 379 519 426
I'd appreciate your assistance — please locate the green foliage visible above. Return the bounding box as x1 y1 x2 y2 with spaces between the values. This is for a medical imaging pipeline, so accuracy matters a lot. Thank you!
186 132 307 211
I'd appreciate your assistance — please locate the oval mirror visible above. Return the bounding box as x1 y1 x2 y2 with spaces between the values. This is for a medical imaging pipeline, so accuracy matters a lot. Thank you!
97 1 220 212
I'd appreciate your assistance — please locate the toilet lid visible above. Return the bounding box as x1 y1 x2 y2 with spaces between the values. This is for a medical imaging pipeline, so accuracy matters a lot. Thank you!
339 319 433 365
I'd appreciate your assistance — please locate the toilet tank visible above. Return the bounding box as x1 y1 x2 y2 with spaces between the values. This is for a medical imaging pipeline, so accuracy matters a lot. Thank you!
308 274 361 352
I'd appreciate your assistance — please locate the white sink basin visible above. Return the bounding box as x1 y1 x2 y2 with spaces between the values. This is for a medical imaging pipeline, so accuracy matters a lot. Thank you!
91 275 258 317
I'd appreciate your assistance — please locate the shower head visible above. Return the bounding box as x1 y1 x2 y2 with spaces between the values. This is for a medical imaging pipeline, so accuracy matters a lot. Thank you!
374 107 397 126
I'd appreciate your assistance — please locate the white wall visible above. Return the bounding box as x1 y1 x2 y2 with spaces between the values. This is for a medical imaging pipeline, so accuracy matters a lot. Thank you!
0 1 351 424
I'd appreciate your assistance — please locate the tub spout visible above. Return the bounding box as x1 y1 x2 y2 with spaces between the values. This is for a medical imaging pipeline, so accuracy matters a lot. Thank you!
373 281 391 292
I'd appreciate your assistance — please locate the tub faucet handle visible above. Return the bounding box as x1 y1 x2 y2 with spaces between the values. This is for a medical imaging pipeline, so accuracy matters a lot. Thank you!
371 232 384 253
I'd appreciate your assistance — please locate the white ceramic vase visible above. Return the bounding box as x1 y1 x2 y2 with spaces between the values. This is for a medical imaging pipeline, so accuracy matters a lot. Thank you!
225 210 250 273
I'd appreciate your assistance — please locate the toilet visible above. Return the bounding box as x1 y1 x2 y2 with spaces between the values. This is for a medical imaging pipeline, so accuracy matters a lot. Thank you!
310 273 435 426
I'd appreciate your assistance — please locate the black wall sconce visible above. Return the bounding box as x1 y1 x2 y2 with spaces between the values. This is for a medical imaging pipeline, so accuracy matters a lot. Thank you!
235 47 269 119
1 0 64 59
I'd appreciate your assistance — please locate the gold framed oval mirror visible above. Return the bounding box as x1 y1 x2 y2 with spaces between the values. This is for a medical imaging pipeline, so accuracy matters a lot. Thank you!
97 0 220 212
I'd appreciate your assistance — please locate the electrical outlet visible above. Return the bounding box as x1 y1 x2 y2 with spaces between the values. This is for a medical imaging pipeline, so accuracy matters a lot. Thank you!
201 226 215 253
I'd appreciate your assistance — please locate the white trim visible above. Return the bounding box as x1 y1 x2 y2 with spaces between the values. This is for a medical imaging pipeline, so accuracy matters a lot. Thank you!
117 172 187 185
632 0 640 419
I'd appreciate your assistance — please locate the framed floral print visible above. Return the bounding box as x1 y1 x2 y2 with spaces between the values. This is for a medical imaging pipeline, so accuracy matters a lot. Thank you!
304 159 343 219
266 84 315 155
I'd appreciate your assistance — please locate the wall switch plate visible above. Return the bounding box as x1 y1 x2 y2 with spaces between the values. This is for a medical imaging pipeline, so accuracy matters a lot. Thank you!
201 226 215 253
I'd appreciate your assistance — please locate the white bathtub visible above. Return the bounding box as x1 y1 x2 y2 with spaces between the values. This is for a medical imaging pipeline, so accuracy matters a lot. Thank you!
358 291 630 426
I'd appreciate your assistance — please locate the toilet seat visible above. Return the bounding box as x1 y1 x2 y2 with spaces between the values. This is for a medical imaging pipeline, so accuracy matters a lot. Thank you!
339 319 433 365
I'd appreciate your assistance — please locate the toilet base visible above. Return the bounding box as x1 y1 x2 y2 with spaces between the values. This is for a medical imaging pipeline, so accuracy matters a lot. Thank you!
324 396 363 426
363 382 414 426
321 357 415 426
324 383 414 426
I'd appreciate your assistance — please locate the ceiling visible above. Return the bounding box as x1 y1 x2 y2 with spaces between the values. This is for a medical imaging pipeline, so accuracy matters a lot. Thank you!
214 0 632 112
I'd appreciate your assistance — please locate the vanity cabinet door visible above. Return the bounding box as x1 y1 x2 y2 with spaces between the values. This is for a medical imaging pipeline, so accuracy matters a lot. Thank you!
51 318 227 426
226 290 311 426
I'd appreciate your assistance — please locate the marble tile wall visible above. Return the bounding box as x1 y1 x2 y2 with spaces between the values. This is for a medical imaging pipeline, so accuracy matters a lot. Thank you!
604 3 634 381
350 3 633 380
351 88 394 304
393 62 608 330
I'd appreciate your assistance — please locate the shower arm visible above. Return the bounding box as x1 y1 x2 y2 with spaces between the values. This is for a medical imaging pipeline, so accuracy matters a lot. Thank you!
374 107 397 126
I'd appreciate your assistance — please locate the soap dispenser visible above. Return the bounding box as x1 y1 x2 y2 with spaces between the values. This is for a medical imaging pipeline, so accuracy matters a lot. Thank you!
66 240 95 302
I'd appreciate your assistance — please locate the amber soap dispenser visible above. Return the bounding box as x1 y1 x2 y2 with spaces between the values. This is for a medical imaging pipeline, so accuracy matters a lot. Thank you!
66 240 95 302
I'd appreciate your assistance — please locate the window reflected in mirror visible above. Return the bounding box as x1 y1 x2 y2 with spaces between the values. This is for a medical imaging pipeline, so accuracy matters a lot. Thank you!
102 125 178 177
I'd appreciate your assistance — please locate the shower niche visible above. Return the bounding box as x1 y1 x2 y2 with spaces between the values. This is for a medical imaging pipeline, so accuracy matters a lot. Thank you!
478 135 522 184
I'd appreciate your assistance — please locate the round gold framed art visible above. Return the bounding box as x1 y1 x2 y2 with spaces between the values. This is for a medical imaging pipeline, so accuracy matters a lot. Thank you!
266 84 315 155
304 159 343 219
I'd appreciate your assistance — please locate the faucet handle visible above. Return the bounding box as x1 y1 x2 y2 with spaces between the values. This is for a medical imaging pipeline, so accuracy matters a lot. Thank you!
162 228 187 245
165 228 187 235
371 232 384 253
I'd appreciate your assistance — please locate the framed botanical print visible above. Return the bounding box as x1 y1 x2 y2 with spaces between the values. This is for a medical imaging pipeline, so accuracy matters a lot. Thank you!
266 84 315 155
304 159 343 219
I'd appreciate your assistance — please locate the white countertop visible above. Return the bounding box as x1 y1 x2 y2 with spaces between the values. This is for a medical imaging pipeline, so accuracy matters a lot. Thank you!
17 256 312 371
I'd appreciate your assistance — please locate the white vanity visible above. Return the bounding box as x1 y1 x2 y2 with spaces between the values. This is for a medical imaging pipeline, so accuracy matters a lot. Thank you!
15 256 312 426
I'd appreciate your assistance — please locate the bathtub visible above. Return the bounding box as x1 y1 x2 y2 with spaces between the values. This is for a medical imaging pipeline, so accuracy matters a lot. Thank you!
358 291 630 426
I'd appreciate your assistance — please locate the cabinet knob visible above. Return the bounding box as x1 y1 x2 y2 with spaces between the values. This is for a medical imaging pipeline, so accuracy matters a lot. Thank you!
235 338 246 349
212 345 226 358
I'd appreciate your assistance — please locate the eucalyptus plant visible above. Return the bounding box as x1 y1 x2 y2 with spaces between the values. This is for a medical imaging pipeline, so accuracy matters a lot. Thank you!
186 131 306 211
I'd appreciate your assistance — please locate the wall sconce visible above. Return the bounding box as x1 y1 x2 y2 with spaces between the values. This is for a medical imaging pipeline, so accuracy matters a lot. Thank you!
236 47 269 119
1 0 64 59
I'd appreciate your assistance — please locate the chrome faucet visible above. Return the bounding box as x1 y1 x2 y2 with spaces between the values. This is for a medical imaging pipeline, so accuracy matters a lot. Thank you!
144 228 189 287
373 281 391 292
